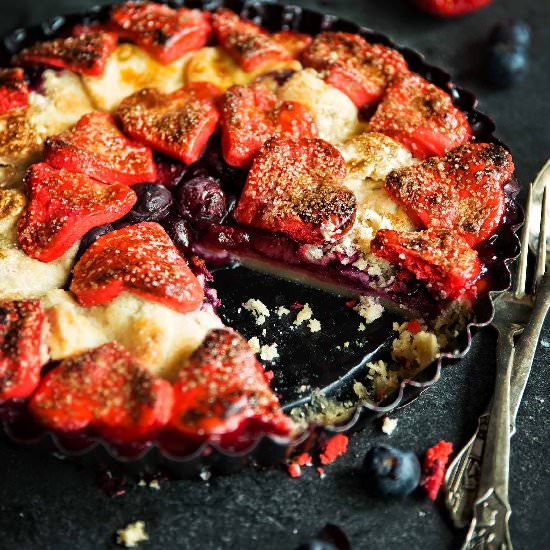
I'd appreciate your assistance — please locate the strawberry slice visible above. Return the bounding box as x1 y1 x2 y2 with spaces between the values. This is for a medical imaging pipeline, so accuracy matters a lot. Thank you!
369 72 471 159
212 8 291 72
170 328 292 439
0 300 48 402
0 68 29 115
109 2 211 64
271 31 313 58
301 32 408 108
234 136 356 244
371 228 481 299
70 222 204 313
13 31 117 77
18 163 136 262
415 0 492 17
44 112 157 186
116 82 221 165
29 342 173 443
220 83 317 168
385 142 514 246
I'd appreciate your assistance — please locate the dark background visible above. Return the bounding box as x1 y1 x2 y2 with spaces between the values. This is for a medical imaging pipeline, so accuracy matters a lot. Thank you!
0 1 549 549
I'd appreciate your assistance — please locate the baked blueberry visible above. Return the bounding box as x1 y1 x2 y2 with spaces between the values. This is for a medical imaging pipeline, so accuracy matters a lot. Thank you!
489 18 531 48
487 42 528 87
175 176 227 228
163 213 192 254
295 541 337 550
127 182 173 222
361 445 421 497
77 224 114 257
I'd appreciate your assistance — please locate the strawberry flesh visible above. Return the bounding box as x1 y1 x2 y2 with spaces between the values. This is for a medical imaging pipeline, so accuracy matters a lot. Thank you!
220 83 317 168
70 222 204 313
109 2 211 64
13 31 117 77
0 68 29 115
415 0 492 17
18 163 137 262
371 228 481 299
44 112 157 186
385 142 514 246
369 72 471 159
212 8 291 72
29 341 173 443
271 31 313 58
116 82 221 165
0 300 48 401
234 136 356 244
170 328 292 439
301 32 408 108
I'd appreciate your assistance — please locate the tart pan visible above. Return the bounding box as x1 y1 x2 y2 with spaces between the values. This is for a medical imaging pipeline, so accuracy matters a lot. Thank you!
0 0 523 478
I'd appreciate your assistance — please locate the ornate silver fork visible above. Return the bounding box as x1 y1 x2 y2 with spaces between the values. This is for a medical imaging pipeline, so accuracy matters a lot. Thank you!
444 176 549 549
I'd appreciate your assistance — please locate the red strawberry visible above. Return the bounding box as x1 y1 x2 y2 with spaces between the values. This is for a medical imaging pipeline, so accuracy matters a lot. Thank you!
116 82 221 165
271 31 313 58
415 0 492 17
234 136 356 244
0 300 48 402
169 328 292 439
18 163 136 262
369 72 471 159
70 222 204 313
13 31 117 77
0 68 29 115
29 341 173 443
371 228 481 299
385 142 514 246
44 112 157 186
212 8 291 72
301 32 408 108
220 83 317 168
109 2 211 64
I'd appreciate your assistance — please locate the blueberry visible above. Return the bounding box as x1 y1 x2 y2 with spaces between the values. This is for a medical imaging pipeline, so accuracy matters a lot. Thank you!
361 445 421 497
162 213 192 253
487 43 528 88
127 183 172 222
201 147 246 187
77 224 113 257
175 176 227 228
489 19 531 48
295 541 337 550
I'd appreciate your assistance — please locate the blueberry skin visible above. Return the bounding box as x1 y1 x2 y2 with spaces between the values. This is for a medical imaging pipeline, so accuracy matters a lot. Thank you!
77 224 113 257
126 183 173 223
162 213 192 254
489 18 531 48
295 541 337 550
175 176 227 228
361 445 421 497
487 43 529 88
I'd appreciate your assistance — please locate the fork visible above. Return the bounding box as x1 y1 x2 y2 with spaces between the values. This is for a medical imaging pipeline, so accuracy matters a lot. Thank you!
444 181 549 549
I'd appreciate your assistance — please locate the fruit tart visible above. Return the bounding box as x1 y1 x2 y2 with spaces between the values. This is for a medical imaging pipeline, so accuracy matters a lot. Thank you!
0 1 519 464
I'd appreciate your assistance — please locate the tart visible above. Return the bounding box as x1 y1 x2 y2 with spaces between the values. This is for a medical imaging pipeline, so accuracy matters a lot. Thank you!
0 2 518 460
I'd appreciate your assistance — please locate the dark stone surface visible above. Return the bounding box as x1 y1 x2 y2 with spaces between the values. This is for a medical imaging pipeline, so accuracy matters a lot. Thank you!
0 1 549 549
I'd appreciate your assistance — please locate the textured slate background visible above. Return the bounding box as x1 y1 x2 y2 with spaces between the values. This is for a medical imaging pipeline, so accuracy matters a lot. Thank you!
0 1 549 549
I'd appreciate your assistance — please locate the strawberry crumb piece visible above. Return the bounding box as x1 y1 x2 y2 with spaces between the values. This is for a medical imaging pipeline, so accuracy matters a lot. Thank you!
317 467 326 479
288 463 302 478
345 300 357 308
319 434 348 465
294 453 313 467
290 302 303 310
264 370 274 382
406 319 422 334
422 440 454 501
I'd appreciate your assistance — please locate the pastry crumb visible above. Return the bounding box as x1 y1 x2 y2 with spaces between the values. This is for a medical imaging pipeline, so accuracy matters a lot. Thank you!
248 336 261 354
243 298 270 325
308 318 321 333
343 341 350 348
276 306 290 317
358 322 366 332
381 416 398 435
260 343 279 361
116 521 148 548
354 295 384 324
293 303 313 326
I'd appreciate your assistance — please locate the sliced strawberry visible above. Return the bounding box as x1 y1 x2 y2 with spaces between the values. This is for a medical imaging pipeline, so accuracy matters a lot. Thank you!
70 222 204 313
29 341 173 443
234 136 356 244
0 300 48 402
0 68 29 115
271 31 313 58
170 328 292 439
415 0 492 17
116 83 221 165
369 72 471 159
109 2 211 64
371 228 481 299
13 31 117 77
385 142 513 246
44 112 157 186
301 32 408 108
18 163 136 262
220 83 317 168
212 8 291 72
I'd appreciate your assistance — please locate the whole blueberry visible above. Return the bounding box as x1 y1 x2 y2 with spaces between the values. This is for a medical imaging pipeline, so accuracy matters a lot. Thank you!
361 445 421 497
175 176 227 227
489 19 531 48
162 213 192 253
295 541 337 550
77 224 113 257
487 43 528 88
201 147 246 187
127 183 172 222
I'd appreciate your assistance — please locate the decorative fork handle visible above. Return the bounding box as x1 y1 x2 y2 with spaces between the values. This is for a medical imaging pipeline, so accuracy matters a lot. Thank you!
445 273 550 529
